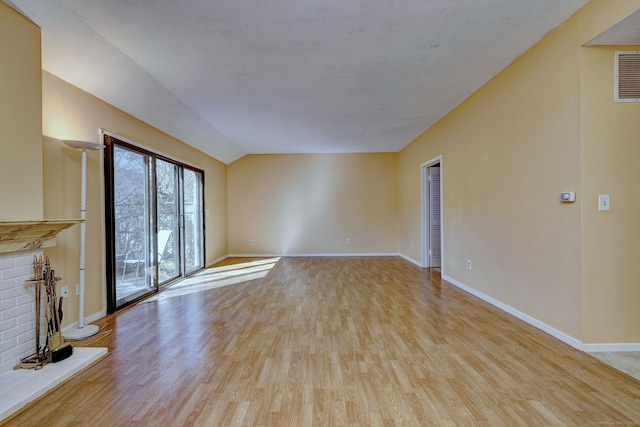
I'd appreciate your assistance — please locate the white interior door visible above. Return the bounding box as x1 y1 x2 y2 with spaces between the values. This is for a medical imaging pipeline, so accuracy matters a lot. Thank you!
421 157 442 269
428 166 441 268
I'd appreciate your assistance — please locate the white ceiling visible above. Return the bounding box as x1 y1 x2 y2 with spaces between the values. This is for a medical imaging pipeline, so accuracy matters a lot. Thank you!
5 0 600 164
585 8 640 46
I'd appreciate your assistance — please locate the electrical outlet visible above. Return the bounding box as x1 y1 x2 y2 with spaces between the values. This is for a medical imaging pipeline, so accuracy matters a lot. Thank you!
346 238 351 245
76 283 80 295
467 260 472 270
410 241 414 249
250 239 255 245
61 286 69 298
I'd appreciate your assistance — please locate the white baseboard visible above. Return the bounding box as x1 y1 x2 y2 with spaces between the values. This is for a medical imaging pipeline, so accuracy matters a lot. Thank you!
582 343 640 352
228 253 399 258
62 309 106 334
398 253 424 268
86 310 106 324
207 254 229 267
442 274 583 350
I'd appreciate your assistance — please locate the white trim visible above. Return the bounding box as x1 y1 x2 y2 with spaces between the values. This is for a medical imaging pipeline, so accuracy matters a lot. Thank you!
420 155 443 270
421 165 427 267
229 252 424 267
206 255 229 267
419 155 443 172
228 253 399 258
398 253 424 267
61 309 107 334
583 343 640 353
100 128 200 169
442 274 583 350
85 309 106 325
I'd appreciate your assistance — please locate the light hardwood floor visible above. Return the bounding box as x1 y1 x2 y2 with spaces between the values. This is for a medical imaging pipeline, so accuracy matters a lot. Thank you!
4 257 640 426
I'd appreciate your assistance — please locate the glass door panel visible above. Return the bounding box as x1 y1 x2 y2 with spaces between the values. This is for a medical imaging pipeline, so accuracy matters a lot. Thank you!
156 159 181 284
113 146 156 307
106 135 206 312
184 168 204 274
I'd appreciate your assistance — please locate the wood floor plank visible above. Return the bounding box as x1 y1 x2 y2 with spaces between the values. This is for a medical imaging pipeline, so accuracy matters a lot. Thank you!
3 256 640 426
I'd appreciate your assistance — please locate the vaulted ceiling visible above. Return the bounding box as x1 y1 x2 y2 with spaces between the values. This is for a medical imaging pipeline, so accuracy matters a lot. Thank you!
5 0 601 163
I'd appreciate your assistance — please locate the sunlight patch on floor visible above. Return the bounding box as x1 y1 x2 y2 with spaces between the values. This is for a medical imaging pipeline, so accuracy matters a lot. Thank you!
144 257 281 302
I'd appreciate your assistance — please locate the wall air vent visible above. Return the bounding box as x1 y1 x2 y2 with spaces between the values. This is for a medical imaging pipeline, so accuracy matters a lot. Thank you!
615 51 640 102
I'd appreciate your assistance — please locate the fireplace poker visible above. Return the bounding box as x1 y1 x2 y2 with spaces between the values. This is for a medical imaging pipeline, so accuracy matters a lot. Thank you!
14 256 48 370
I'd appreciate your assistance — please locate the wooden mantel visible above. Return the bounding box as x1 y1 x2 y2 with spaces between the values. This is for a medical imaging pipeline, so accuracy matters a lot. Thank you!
0 220 84 254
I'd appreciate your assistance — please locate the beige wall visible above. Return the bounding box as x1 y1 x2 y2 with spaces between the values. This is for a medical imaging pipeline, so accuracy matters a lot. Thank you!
580 46 640 343
399 0 640 343
576 2 640 344
4 0 640 345
399 5 586 338
228 153 398 255
0 3 43 220
42 72 228 327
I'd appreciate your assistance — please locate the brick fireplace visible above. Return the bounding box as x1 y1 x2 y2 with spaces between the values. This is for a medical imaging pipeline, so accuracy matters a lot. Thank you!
0 220 81 374
0 220 109 423
0 249 43 374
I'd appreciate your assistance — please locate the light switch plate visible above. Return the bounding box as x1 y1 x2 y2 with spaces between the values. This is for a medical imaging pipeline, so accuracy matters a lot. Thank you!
598 195 610 211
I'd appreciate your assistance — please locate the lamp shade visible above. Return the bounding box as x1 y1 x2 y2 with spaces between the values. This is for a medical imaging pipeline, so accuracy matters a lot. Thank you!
63 140 104 151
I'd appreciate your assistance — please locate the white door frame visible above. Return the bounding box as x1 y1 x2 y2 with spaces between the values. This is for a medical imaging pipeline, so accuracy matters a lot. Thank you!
421 156 443 269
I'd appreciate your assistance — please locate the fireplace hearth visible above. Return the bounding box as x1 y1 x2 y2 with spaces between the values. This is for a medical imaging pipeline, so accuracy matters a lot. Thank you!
0 220 82 375
0 219 108 423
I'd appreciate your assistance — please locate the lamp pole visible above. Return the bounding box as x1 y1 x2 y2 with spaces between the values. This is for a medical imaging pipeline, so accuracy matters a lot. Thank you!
62 140 103 340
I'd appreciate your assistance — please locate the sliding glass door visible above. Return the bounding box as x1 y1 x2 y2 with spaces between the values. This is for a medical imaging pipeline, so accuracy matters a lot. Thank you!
112 145 156 306
105 135 205 312
156 159 181 283
184 168 204 275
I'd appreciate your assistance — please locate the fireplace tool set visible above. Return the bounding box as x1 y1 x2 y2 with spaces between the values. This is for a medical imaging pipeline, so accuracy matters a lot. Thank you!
14 255 73 370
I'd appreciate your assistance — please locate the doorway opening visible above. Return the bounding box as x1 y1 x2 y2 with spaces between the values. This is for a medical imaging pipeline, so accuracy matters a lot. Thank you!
421 157 442 271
